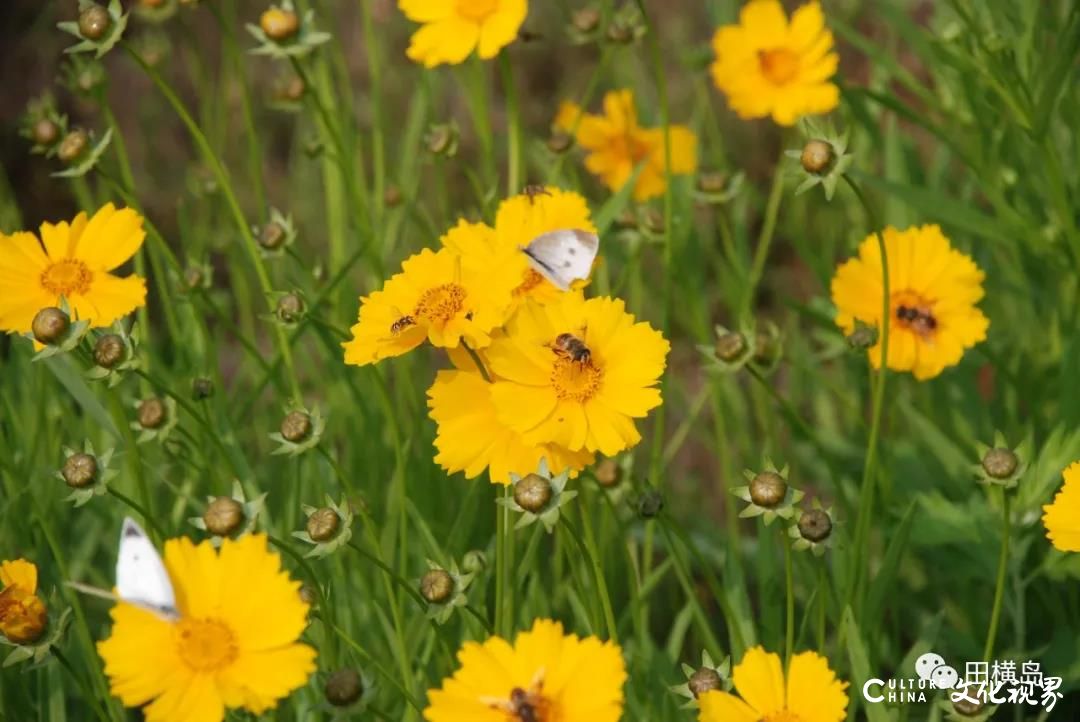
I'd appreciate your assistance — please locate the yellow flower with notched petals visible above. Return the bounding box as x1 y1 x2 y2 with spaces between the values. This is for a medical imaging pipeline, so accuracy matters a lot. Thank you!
343 246 517 366
0 559 47 644
831 225 988 381
441 188 596 307
428 366 594 485
710 1 839 126
97 534 315 722
1043 461 1080 552
424 618 626 722
399 0 527 68
698 646 848 722
487 293 669 456
554 89 697 202
0 203 146 335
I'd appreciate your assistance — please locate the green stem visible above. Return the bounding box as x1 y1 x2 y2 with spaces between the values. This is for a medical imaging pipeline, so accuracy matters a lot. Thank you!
52 647 113 722
499 54 522 195
462 341 492 382
784 534 795 665
742 145 787 316
106 488 168 540
842 175 891 612
817 561 827 650
124 43 302 402
983 492 1011 662
495 485 509 635
568 506 619 643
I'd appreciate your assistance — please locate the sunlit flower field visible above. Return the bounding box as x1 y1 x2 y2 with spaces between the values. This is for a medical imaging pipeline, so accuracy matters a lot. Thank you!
2 1 1079 720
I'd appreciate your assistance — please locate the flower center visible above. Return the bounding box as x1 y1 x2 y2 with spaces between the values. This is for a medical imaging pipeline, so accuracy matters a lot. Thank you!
40 259 92 296
456 0 498 22
891 290 938 340
550 355 603 403
514 269 546 297
414 283 467 324
176 618 239 672
758 48 800 85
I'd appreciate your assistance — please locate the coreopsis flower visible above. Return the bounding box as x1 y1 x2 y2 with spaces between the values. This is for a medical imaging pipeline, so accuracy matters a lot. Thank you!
0 203 146 336
710 1 839 126
698 646 848 722
97 534 316 722
554 89 697 202
343 247 516 366
441 187 596 306
487 293 669 456
831 225 988 380
0 560 47 644
424 618 625 722
428 368 594 484
1043 461 1080 552
399 0 527 68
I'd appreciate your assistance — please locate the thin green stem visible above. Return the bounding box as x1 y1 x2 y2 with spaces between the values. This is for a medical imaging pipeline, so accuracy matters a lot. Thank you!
784 534 795 665
107 488 168 540
495 485 509 635
983 492 1011 662
52 647 113 722
742 144 787 316
817 561 827 650
568 506 620 643
842 174 891 612
500 54 522 195
462 341 492 382
124 43 302 402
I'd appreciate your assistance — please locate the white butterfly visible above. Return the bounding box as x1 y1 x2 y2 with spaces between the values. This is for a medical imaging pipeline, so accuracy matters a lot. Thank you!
521 229 600 291
69 517 179 620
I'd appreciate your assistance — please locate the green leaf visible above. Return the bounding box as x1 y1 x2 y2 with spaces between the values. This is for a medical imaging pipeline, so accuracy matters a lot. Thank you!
865 501 916 627
44 356 120 440
841 606 895 722
593 162 646 236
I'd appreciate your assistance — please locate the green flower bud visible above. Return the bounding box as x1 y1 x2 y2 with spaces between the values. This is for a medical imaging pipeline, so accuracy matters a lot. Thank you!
383 184 403 208
257 221 287 251
714 332 747 363
594 458 621 488
306 507 340 542
280 410 312 443
32 118 60 147
93 334 126 368
571 8 600 33
546 131 573 154
137 397 168 430
419 568 455 604
800 139 835 175
203 497 245 536
276 293 304 324
259 7 300 41
191 377 214 400
57 129 89 164
78 4 112 40
513 473 552 513
749 471 787 508
62 452 98 489
797 508 832 543
324 668 364 707
952 697 984 717
688 667 723 698
981 448 1018 480
637 488 664 519
31 307 70 345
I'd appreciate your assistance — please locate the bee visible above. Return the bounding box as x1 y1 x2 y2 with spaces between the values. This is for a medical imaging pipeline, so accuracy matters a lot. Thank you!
522 185 551 204
390 315 415 335
551 332 591 363
482 671 545 722
896 305 937 337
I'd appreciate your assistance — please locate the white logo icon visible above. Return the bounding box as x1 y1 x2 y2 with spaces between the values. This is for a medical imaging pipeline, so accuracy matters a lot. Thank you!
915 652 958 690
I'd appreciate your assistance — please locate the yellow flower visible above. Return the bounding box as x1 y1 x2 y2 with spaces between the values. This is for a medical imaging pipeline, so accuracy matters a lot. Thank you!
487 293 669 456
98 534 315 722
0 559 47 644
400 0 527 68
441 188 596 306
424 618 626 722
710 1 839 126
343 246 516 366
830 225 988 380
0 203 146 335
1043 461 1080 552
428 367 595 484
554 90 697 202
699 646 848 722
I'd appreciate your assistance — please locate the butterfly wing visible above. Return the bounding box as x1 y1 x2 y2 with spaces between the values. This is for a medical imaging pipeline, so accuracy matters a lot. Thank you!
116 517 178 619
522 229 599 291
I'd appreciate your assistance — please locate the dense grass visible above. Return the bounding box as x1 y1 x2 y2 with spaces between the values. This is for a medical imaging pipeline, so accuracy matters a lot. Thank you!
2 1 1080 720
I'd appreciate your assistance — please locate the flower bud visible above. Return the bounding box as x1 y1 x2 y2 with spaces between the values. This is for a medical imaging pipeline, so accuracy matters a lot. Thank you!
981 448 1018 480
93 334 125 368
280 410 312 442
571 8 600 33
614 209 638 231
0 593 47 644
257 221 287 251
514 473 552 513
752 329 780 367
276 293 304 324
32 118 60 147
203 497 245 536
280 75 305 101
546 131 573 154
191 377 214 400
643 208 665 235
298 584 318 606
636 488 664 519
951 697 983 717
260 7 300 41
800 139 835 176
462 549 487 574
57 129 89 164
797 508 832 543
688 667 723 698
847 323 878 350
307 507 340 541
182 266 206 291
419 568 455 604
383 184 403 208
78 4 112 40
137 397 168 430
606 22 634 44
749 471 786 508
324 668 364 707
31 307 70 345
62 452 98 489
424 123 458 157
594 458 621 488
714 332 747 363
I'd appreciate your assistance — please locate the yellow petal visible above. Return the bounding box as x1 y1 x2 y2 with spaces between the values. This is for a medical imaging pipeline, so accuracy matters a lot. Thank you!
0 559 38 593
143 671 224 722
785 650 849 722
477 0 526 59
731 646 785 717
406 16 480 68
77 204 147 272
698 690 759 722
71 271 147 328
